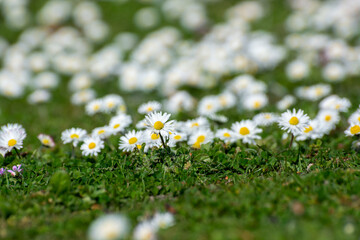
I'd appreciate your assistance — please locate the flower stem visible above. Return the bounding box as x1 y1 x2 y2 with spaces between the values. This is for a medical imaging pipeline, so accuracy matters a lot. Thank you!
159 133 170 154
14 148 22 159
289 133 294 149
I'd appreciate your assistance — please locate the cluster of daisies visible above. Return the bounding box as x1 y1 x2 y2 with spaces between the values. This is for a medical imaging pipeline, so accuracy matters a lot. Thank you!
57 92 357 157
88 212 174 240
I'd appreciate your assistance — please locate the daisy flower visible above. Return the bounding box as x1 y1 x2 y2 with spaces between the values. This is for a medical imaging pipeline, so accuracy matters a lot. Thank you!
188 129 214 149
348 108 360 124
37 134 56 148
242 93 268 111
296 120 324 141
319 95 351 112
278 109 310 135
0 127 27 154
86 98 104 115
315 110 340 131
109 114 132 133
119 130 143 152
184 117 210 134
231 120 262 145
92 126 113 139
1 123 26 135
88 214 130 240
80 136 104 157
133 221 157 240
136 118 148 129
217 91 236 109
61 128 87 147
197 96 221 116
143 130 162 152
151 212 175 230
345 123 360 137
145 111 174 137
103 94 124 113
215 128 236 144
276 95 296 111
138 101 161 114
253 112 278 126
168 132 187 147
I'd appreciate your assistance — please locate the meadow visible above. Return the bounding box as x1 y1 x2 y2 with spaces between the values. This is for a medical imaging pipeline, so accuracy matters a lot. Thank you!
1 0 360 239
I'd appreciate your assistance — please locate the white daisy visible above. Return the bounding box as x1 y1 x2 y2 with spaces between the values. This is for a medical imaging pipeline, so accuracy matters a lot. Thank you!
348 109 360 124
37 134 56 148
231 120 262 145
86 98 104 115
1 123 26 135
143 130 162 152
315 110 340 132
296 120 324 141
109 114 132 133
184 117 210 134
145 111 174 137
61 128 87 147
133 221 157 240
138 101 161 114
253 112 278 126
345 123 360 137
92 126 113 139
0 127 27 155
215 128 236 144
242 93 268 111
188 129 214 149
151 212 175 230
80 136 104 157
319 95 351 112
136 118 148 129
88 214 130 240
119 130 143 152
168 132 187 147
278 109 310 135
103 94 124 113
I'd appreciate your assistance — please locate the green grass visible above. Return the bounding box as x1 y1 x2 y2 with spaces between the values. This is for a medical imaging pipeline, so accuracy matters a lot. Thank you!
1 0 360 239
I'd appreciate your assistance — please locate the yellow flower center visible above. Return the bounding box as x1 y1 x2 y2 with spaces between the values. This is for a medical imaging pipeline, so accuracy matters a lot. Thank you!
174 135 182 140
113 124 120 129
335 104 340 110
264 114 271 119
289 116 299 125
154 121 164 130
239 127 250 135
8 139 17 147
136 144 142 150
253 101 261 109
325 115 332 121
128 137 138 144
197 135 205 143
223 132 231 138
304 126 313 133
192 142 201 149
42 139 50 145
147 107 153 112
88 142 96 149
119 105 126 112
358 117 360 122
151 133 159 140
93 104 100 110
105 231 118 240
219 96 227 106
206 104 213 110
107 102 114 108
70 134 79 139
350 125 360 135
98 130 105 134
191 123 199 128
